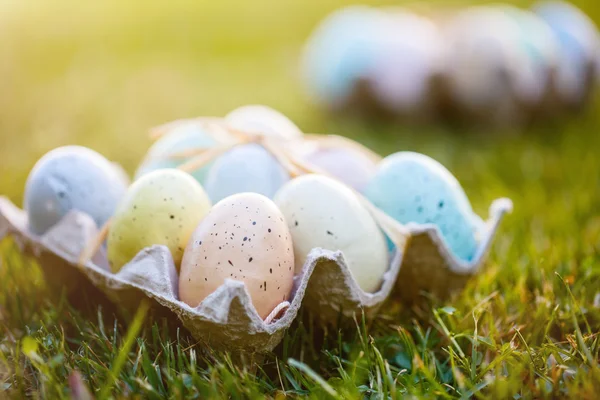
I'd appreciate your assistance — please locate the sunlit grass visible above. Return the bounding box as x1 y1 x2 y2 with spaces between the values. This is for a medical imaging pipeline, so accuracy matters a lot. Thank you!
1 0 600 398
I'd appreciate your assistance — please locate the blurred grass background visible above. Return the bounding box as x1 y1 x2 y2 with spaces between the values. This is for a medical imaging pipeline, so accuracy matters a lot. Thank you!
1 0 600 397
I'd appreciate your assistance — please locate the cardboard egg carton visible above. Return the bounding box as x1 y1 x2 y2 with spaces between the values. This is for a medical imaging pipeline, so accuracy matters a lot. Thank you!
0 194 511 353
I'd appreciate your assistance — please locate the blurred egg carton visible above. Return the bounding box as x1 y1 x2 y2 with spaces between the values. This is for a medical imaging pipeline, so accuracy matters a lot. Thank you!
302 1 600 127
0 191 511 353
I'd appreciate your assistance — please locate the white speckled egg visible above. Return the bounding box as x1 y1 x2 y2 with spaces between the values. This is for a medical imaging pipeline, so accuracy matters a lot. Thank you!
107 169 212 272
204 143 290 203
24 146 128 235
179 192 294 319
135 120 234 184
225 105 303 140
274 174 388 293
363 152 478 261
303 146 377 191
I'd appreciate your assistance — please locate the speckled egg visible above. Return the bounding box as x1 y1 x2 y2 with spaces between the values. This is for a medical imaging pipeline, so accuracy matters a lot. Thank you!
302 146 377 191
274 174 388 293
135 120 234 184
107 169 212 272
533 1 600 106
203 143 290 203
363 152 478 261
225 105 303 140
179 192 294 319
24 146 128 235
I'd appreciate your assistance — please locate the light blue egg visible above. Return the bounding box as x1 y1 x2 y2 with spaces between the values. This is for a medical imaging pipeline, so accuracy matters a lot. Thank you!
135 121 220 184
303 6 381 107
363 152 478 261
204 143 290 203
24 146 128 235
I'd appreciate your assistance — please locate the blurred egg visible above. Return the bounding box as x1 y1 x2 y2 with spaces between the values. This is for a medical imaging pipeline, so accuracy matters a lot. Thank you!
135 120 234 184
204 143 290 203
225 105 303 140
441 6 530 123
179 193 294 319
302 6 383 109
533 1 600 107
107 169 212 272
274 174 388 293
363 152 478 261
366 11 444 115
301 145 377 191
496 5 559 108
24 146 128 235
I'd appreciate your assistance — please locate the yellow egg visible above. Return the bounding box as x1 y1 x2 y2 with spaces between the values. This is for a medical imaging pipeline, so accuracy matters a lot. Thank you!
107 169 212 272
179 192 294 319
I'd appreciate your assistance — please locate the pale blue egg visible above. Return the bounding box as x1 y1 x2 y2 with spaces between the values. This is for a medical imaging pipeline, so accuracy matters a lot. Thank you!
204 144 290 203
135 121 221 184
363 152 478 261
24 146 128 235
303 6 381 108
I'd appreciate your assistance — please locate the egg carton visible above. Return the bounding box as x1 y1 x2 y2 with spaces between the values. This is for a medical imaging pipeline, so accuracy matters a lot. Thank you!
0 195 511 353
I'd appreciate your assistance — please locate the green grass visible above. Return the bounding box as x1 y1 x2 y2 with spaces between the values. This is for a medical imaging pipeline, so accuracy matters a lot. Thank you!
1 0 600 398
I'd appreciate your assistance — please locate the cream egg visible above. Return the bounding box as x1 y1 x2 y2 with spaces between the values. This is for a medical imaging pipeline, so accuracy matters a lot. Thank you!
225 104 303 140
274 174 388 293
107 169 212 272
179 193 294 319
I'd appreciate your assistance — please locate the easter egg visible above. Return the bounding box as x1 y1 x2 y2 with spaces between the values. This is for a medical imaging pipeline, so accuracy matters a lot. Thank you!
496 6 559 108
179 193 294 319
363 152 478 261
441 6 530 123
225 105 303 140
302 6 383 109
135 120 234 184
366 11 444 115
274 174 388 293
203 143 290 203
533 1 600 107
302 146 377 191
24 146 128 235
107 169 212 272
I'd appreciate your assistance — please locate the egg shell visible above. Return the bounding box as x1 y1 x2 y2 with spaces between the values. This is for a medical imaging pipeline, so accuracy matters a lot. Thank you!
274 174 388 293
225 105 303 140
363 151 478 261
302 6 383 108
107 169 212 272
367 11 444 113
303 146 377 191
135 121 233 184
24 145 128 235
204 143 290 203
179 192 294 319
533 1 600 106
441 6 528 118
